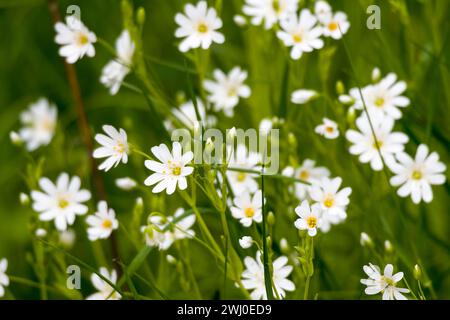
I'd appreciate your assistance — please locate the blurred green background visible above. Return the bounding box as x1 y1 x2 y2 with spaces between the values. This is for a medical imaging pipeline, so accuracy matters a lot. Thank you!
0 0 449 299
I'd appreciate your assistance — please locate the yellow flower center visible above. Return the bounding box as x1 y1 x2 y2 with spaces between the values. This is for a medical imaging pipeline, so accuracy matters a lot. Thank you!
197 23 208 33
293 34 302 43
373 139 383 149
172 166 182 176
102 219 113 229
324 197 334 208
328 22 338 31
76 32 89 46
227 87 237 97
299 170 310 180
382 276 395 286
237 172 247 182
412 170 422 180
307 216 317 228
244 207 255 218
58 198 69 209
375 97 385 107
114 142 125 154
325 126 334 133
272 0 281 13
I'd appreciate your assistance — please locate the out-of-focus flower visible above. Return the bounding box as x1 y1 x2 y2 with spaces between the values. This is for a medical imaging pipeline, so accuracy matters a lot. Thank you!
86 201 119 241
0 258 9 298
239 236 253 249
175 1 224 52
172 98 217 130
18 98 57 151
315 118 339 139
226 144 259 195
277 9 324 60
86 268 121 300
320 12 350 39
291 89 318 104
242 251 295 300
243 0 299 30
204 67 251 117
115 177 137 191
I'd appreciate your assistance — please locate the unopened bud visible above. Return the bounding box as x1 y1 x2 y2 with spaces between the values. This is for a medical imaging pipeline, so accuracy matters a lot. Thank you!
35 228 47 238
10 131 22 146
137 7 146 26
166 254 177 265
280 238 289 253
384 240 394 253
336 80 345 95
288 133 297 147
360 232 373 247
115 177 137 191
413 264 422 280
233 14 247 27
346 107 356 125
372 67 381 82
20 192 30 205
267 211 275 226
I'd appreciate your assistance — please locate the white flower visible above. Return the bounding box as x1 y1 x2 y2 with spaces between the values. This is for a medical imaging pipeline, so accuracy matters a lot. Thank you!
86 268 121 300
100 30 135 95
320 12 350 39
389 144 447 204
239 236 254 249
93 125 129 172
314 0 332 23
0 258 9 298
172 99 217 130
204 67 251 117
18 98 57 151
174 1 224 52
282 159 330 200
294 200 321 236
54 16 96 64
115 177 137 191
86 201 119 241
277 9 324 60
144 142 194 195
226 144 260 195
31 173 91 231
243 0 299 30
141 209 195 250
242 251 295 300
351 73 410 120
291 89 318 104
345 112 409 171
361 263 409 300
231 191 263 227
315 118 339 139
309 177 352 232
259 118 273 136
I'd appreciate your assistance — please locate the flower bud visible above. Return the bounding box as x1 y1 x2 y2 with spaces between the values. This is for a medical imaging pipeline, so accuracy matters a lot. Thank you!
137 7 146 27
10 131 22 146
346 107 356 125
288 133 297 148
384 240 394 253
166 254 177 265
233 14 247 27
360 232 373 247
280 238 289 253
336 80 345 95
35 228 47 238
267 211 275 226
115 177 137 190
372 67 381 82
239 236 253 249
413 264 422 280
19 192 30 205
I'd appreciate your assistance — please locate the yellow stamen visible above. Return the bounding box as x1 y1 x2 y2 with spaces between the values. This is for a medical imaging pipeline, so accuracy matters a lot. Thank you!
412 170 422 180
237 172 247 182
197 23 208 33
375 97 385 107
299 170 310 180
102 219 113 229
76 32 89 46
58 198 69 209
324 197 334 208
293 34 302 43
244 207 255 218
307 216 317 228
328 22 338 31
172 166 182 176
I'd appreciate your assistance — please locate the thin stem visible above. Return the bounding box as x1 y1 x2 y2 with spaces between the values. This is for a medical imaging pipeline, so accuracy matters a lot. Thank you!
261 164 274 300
